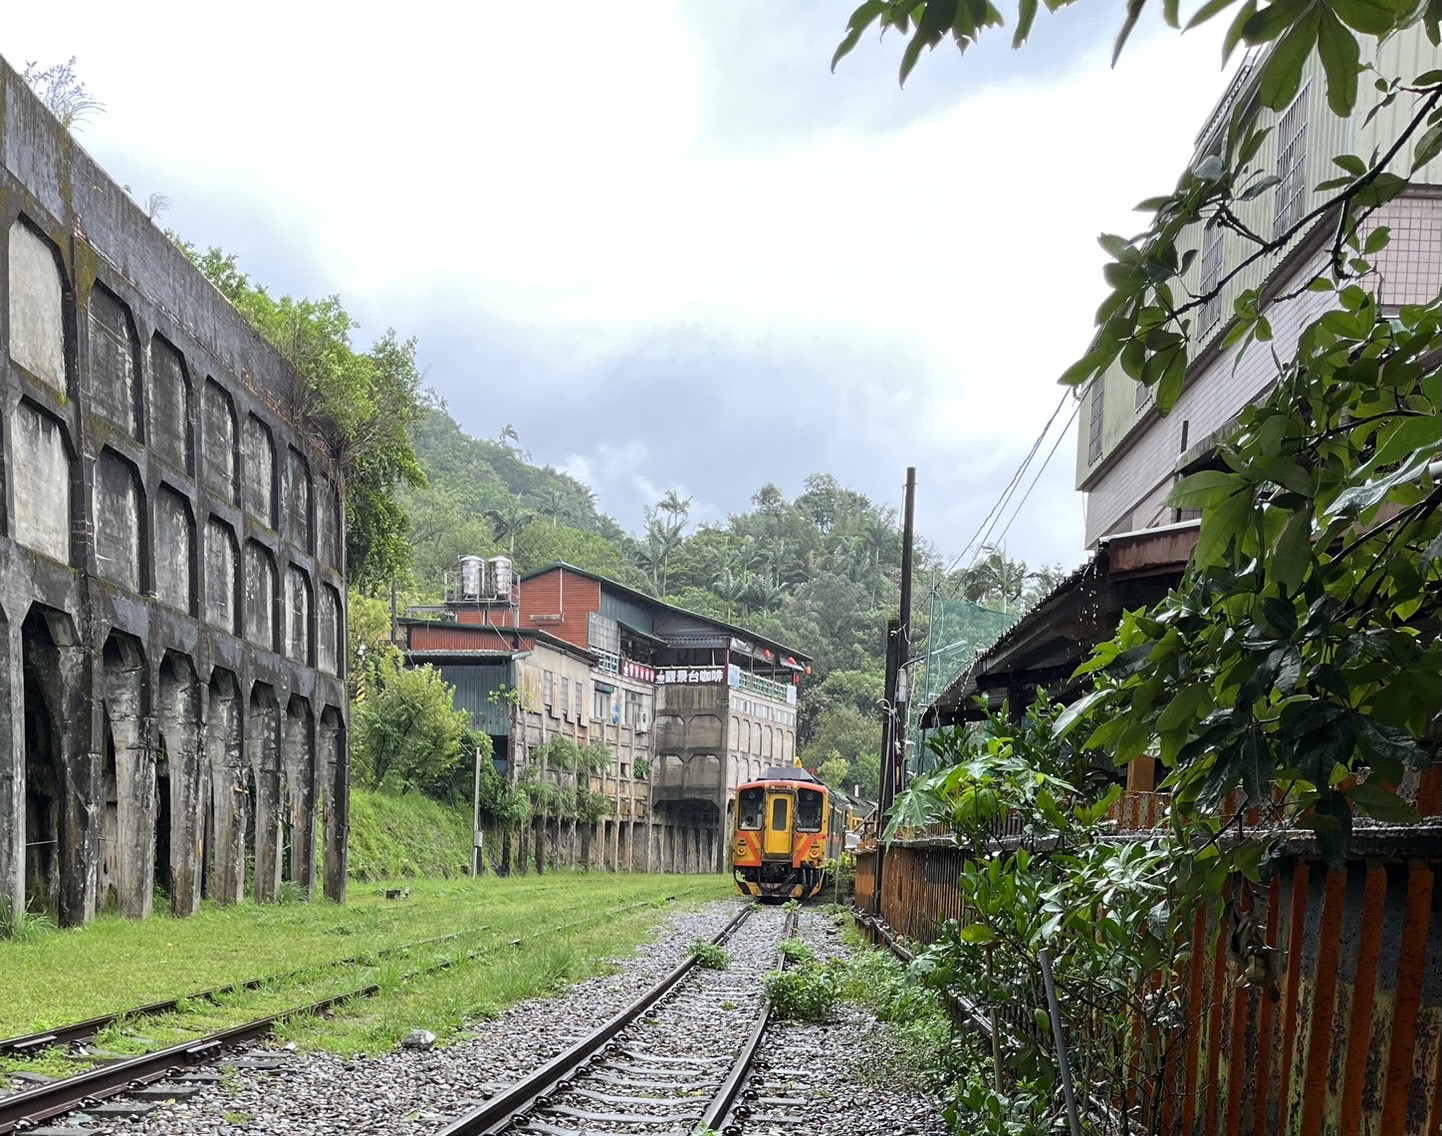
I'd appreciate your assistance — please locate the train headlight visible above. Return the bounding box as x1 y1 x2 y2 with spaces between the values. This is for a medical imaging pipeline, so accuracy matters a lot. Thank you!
808 843 823 860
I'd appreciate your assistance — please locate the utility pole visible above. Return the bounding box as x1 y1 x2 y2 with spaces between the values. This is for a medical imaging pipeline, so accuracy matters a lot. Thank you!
872 466 916 918
896 466 916 796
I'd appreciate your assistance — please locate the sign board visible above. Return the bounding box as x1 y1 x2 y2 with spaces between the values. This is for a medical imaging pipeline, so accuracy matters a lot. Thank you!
623 659 655 683
655 666 725 685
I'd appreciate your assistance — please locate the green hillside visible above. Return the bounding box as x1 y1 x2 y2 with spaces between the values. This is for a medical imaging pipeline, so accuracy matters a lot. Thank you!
392 405 1062 800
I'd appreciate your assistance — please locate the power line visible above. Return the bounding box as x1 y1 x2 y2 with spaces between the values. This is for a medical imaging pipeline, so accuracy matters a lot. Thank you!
989 399 1081 552
941 388 1072 584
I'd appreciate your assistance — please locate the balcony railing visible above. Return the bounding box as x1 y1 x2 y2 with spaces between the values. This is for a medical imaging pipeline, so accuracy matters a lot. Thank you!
735 671 789 702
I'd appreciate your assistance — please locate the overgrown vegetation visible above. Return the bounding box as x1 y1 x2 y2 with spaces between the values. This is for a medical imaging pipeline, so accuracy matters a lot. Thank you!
352 662 474 799
178 246 429 591
762 963 838 1023
347 790 473 881
836 0 1441 1131
689 940 731 970
0 876 727 1073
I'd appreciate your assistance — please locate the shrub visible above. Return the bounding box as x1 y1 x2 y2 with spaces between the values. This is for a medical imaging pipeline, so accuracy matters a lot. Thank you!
763 962 838 1022
779 937 817 965
690 941 731 970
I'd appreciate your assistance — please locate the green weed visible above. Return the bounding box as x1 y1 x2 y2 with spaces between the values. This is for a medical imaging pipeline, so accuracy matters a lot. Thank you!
690 941 731 970
778 938 816 964
763 961 838 1022
0 901 54 943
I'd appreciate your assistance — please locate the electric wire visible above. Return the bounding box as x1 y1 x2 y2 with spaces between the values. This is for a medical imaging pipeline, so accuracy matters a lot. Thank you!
989 398 1081 552
940 388 1072 587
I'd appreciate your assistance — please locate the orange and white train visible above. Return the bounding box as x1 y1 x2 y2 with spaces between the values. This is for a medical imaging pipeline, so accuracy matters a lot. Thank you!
730 767 849 901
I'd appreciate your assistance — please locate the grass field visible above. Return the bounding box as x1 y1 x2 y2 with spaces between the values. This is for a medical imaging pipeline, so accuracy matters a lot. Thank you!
0 873 734 1075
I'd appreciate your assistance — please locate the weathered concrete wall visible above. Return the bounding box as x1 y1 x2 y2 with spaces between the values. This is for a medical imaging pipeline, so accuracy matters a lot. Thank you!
0 55 350 925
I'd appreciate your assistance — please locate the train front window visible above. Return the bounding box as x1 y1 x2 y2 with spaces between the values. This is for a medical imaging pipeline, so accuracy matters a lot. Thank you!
796 789 823 832
738 788 764 831
770 796 789 832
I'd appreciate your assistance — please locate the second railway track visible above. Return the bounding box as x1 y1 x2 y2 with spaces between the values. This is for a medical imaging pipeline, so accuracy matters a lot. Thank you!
0 899 681 1136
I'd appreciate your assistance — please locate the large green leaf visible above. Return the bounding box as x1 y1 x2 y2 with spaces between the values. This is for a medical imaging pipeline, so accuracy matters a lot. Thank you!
1166 470 1248 509
1259 5 1322 110
1316 6 1361 115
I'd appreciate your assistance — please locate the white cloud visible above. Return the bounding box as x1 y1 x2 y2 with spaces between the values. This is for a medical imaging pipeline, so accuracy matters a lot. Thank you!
2 2 1233 572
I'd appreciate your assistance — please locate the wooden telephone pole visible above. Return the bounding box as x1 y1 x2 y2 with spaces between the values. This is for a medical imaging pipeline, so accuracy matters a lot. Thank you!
872 466 916 917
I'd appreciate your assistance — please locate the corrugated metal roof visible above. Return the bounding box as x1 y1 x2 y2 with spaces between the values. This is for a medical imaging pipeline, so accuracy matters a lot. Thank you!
521 563 812 662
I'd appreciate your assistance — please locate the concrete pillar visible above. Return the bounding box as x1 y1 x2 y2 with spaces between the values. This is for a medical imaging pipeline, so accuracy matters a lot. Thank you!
283 696 316 898
246 684 282 903
158 653 203 917
318 706 347 903
101 634 152 918
0 609 20 921
206 672 246 905
21 607 95 927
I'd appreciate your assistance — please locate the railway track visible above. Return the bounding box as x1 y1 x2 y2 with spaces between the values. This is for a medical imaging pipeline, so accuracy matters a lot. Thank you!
0 898 673 1136
435 904 795 1136
1 898 671 1062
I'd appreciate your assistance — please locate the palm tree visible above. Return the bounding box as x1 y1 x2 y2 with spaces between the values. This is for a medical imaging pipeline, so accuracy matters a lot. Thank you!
711 568 748 620
637 516 683 593
532 487 570 526
484 499 535 554
858 512 899 602
656 489 692 537
963 545 1033 612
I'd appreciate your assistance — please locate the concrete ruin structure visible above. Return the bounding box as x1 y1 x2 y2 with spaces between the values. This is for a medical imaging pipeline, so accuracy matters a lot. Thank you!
0 58 349 926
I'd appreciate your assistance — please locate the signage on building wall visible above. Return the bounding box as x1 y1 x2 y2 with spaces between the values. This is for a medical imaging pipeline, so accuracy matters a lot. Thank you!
656 666 725 685
623 660 655 683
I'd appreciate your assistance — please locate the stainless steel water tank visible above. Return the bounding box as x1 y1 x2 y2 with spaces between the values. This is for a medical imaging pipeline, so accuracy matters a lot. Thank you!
459 555 485 598
488 556 513 597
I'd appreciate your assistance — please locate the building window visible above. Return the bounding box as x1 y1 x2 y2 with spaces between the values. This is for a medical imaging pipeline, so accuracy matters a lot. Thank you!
1273 87 1309 240
543 670 555 714
1198 220 1226 337
1087 379 1105 464
620 762 629 779
624 689 642 728
593 687 607 721
561 677 571 718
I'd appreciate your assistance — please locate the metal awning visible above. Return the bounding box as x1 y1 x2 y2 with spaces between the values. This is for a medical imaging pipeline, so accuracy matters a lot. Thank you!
922 521 1199 727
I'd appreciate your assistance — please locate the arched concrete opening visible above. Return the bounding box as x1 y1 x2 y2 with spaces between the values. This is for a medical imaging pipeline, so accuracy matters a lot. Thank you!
205 670 245 904
246 683 282 903
21 607 90 925
282 695 315 897
99 632 150 917
157 652 203 916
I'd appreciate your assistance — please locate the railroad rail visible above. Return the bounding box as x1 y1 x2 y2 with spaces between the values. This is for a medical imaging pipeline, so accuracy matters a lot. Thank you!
1 898 668 1060
0 899 670 1135
0 924 493 1059
437 905 794 1136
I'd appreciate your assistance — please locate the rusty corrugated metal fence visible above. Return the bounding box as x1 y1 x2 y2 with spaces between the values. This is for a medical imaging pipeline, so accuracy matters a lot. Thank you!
856 769 1442 1134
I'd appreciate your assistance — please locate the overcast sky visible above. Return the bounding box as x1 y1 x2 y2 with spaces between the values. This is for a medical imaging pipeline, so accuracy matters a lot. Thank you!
3 2 1232 574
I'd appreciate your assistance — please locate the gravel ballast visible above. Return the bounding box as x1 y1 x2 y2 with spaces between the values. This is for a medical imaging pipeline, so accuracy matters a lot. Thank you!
37 900 949 1136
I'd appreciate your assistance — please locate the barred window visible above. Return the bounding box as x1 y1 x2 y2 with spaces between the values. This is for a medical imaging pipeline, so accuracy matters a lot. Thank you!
1087 379 1105 464
1198 220 1226 336
1273 88 1309 240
